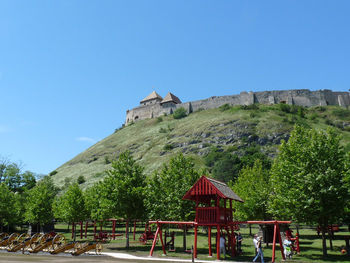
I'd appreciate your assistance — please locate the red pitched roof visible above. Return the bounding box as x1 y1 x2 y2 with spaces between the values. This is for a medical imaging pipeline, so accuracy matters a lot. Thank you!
182 176 243 203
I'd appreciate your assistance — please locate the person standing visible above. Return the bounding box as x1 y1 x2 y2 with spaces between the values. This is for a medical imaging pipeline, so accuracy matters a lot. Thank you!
253 234 264 263
237 232 243 255
220 234 226 258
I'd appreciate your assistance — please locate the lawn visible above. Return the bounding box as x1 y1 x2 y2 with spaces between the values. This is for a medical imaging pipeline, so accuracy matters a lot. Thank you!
54 222 350 262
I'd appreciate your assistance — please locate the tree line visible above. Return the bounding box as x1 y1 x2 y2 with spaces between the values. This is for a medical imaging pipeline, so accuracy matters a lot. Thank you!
0 125 349 256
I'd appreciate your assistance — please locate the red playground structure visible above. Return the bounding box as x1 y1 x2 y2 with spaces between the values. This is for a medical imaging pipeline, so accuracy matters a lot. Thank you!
149 176 243 260
149 176 298 262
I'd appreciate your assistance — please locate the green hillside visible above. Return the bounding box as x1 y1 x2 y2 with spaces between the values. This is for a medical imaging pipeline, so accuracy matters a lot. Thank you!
51 104 350 188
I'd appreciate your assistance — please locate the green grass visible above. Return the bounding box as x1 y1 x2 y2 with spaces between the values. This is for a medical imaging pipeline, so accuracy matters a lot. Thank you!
52 222 350 262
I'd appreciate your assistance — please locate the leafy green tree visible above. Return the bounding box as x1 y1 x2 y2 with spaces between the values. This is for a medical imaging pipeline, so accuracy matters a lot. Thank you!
240 145 271 170
84 182 111 221
0 183 17 231
103 151 146 248
204 146 271 183
343 153 350 230
54 183 87 240
24 176 58 231
146 153 201 222
0 159 36 193
204 147 242 182
231 160 271 221
212 154 241 183
269 125 350 256
146 153 201 250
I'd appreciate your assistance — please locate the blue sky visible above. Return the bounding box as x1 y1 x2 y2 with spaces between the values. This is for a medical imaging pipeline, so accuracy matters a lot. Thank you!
1 0 349 175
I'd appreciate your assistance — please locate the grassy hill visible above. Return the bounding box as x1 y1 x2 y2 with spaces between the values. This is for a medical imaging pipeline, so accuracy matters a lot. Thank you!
51 104 350 188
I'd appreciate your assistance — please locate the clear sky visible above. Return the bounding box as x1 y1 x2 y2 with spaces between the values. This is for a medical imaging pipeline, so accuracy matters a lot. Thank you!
1 0 349 175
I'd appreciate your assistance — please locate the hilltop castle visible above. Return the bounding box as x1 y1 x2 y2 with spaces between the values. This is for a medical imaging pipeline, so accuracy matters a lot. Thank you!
125 89 350 125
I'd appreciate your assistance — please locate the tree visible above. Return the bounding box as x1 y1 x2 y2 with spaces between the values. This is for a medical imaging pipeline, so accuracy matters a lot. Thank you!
54 183 87 240
230 160 271 221
0 159 36 193
146 153 201 250
204 147 242 183
212 154 241 183
84 182 110 222
102 151 146 248
146 153 201 221
0 183 17 231
24 176 58 232
269 125 350 256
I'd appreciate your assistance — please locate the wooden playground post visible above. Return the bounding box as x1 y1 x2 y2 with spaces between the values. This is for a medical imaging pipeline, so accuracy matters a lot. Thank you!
80 221 83 239
194 225 198 258
112 220 116 240
208 226 212 257
125 220 128 236
272 223 277 263
149 224 160 256
133 221 136 240
295 233 300 253
216 225 221 260
276 223 285 261
158 224 166 255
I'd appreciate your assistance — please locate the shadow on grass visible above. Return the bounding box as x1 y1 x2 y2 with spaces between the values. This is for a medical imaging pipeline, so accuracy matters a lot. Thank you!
298 253 350 262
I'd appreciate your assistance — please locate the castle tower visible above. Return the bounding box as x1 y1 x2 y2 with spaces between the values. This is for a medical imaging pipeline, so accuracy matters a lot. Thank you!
160 92 182 106
140 91 163 106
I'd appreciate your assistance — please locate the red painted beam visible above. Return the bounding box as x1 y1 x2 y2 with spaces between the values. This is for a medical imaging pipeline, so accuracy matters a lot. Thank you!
216 225 221 260
194 225 198 258
247 220 292 224
149 220 196 225
277 224 286 261
208 227 212 257
149 225 160 257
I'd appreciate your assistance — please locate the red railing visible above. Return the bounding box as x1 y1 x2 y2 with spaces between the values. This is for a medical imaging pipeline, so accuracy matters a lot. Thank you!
196 207 233 223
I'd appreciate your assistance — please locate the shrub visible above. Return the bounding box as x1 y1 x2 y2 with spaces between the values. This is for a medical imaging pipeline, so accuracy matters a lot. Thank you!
309 113 318 120
250 112 257 118
104 156 111 164
315 106 326 112
297 107 305 118
325 119 333 126
332 108 350 119
156 116 163 123
77 175 86 184
159 127 167 133
49 170 58 176
163 144 174 151
279 103 291 113
173 107 187 119
240 104 259 110
219 104 231 112
344 143 350 153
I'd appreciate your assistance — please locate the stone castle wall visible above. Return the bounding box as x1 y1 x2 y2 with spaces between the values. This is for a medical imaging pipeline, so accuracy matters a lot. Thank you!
125 89 350 125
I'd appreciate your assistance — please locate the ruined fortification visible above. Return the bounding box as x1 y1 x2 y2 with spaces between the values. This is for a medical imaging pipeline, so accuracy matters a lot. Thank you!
125 89 350 125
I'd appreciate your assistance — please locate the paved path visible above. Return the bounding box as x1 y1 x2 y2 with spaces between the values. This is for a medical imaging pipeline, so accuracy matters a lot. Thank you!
0 250 244 263
103 252 244 263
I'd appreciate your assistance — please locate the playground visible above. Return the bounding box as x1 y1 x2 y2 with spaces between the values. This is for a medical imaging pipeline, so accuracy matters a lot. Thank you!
0 176 350 262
